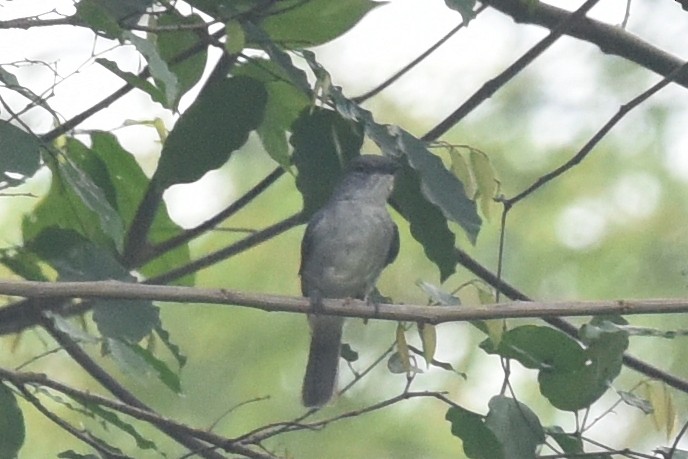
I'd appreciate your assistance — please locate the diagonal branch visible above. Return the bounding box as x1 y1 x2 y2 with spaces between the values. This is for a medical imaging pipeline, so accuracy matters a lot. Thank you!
505 60 688 206
0 367 277 459
423 0 601 141
482 0 688 88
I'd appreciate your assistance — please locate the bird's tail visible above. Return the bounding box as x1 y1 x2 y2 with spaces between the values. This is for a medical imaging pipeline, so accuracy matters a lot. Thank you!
302 315 344 407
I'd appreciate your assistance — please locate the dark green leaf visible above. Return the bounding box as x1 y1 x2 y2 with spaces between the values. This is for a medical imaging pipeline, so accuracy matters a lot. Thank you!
154 12 208 109
480 325 587 371
155 323 188 369
0 121 41 182
73 378 158 451
262 0 382 48
123 31 179 106
0 248 48 281
27 228 128 281
392 161 460 281
392 127 481 243
234 59 309 168
291 108 364 217
96 58 166 106
444 0 477 23
56 143 125 251
618 390 653 414
75 0 123 38
446 406 503 459
28 228 160 342
0 383 25 459
154 76 267 188
89 132 192 284
340 343 359 362
485 396 544 459
545 426 583 454
121 341 182 393
58 451 100 459
93 299 160 342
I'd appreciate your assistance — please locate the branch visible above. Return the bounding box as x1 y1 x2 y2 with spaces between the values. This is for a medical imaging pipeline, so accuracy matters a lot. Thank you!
38 314 234 459
422 0 601 141
0 367 277 459
482 0 688 88
505 50 688 206
6 279 688 323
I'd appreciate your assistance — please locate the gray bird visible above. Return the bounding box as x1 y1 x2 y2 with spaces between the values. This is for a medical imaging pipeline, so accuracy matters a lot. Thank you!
299 154 400 407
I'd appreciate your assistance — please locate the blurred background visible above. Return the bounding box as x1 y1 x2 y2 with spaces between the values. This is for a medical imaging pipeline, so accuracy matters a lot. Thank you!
2 0 688 457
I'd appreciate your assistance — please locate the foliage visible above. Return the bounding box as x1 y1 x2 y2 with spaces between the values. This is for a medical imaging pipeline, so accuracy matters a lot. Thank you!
1 0 688 458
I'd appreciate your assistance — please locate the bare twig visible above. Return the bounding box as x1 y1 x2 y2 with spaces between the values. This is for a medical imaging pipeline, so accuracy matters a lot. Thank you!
38 314 234 459
352 4 487 103
506 60 688 206
422 0 601 141
145 167 286 263
0 367 277 459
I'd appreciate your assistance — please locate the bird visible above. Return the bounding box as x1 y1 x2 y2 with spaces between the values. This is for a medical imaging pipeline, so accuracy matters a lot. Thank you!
299 154 400 407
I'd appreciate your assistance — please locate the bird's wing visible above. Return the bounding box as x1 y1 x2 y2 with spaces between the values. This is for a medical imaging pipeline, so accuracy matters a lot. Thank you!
386 222 400 266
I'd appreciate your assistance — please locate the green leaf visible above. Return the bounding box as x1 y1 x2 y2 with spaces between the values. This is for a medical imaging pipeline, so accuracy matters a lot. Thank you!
96 58 166 106
225 19 246 55
392 162 461 281
480 325 587 371
485 396 545 459
0 248 48 281
28 228 160 342
291 108 364 217
446 406 503 459
121 341 182 393
57 451 100 459
481 325 608 411
154 76 267 188
93 299 160 342
340 343 359 362
618 390 653 414
88 132 192 284
155 323 188 369
0 383 25 459
154 12 208 109
545 426 583 454
23 141 121 252
234 59 309 169
469 148 497 219
73 378 158 451
580 320 628 387
75 0 123 38
444 0 477 24
27 228 128 281
391 127 481 243
56 143 125 251
262 0 383 48
0 121 41 183
123 31 179 106
418 322 437 368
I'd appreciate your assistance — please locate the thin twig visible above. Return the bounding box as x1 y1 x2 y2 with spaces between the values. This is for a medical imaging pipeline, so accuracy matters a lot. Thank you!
148 212 303 284
506 60 688 206
352 4 487 103
422 0 601 141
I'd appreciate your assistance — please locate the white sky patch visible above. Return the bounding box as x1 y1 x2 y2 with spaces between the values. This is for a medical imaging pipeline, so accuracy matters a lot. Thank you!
163 168 236 228
556 198 609 249
610 172 661 219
